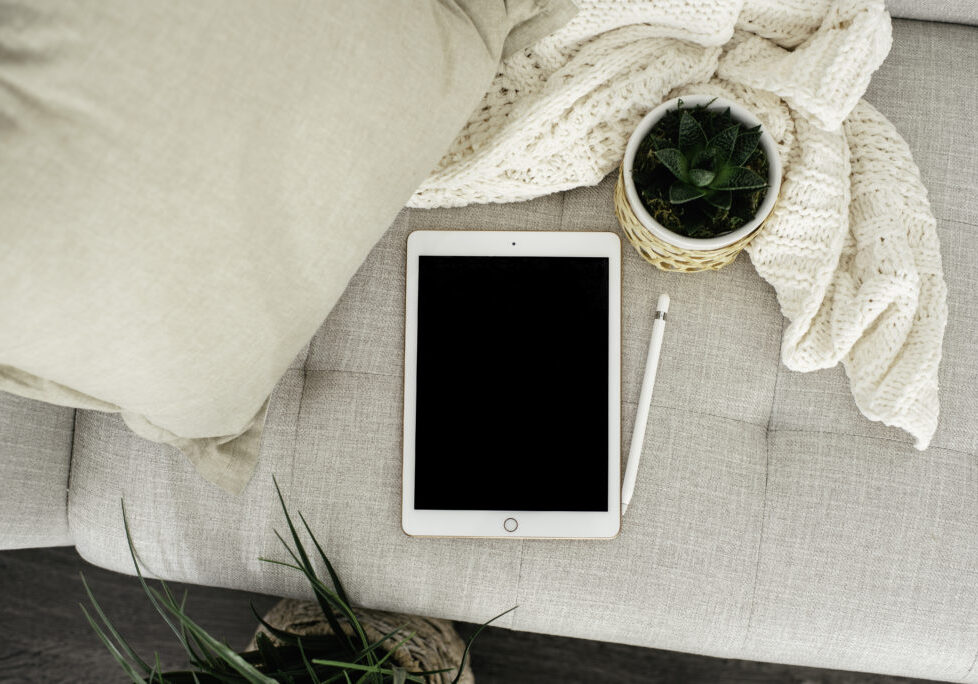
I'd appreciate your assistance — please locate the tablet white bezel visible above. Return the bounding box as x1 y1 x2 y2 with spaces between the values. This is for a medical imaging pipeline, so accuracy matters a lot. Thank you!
402 230 621 539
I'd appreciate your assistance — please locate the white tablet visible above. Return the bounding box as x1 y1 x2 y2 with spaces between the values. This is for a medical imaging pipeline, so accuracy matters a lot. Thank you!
402 231 621 539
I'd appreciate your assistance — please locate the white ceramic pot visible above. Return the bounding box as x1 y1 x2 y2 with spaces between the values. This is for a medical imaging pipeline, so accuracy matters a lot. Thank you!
621 94 782 251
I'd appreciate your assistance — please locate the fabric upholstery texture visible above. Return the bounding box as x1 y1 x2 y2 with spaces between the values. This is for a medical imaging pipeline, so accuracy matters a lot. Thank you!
0 0 576 493
885 0 978 26
46 18 978 681
0 392 74 549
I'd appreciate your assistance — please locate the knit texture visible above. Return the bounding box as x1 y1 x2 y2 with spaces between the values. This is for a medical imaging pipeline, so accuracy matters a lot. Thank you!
409 0 948 448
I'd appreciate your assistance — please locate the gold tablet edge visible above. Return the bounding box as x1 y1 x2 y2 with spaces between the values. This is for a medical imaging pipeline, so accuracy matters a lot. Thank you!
400 230 624 541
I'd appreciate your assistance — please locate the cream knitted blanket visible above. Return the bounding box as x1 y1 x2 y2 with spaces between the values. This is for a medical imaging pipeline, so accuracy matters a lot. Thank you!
409 0 948 449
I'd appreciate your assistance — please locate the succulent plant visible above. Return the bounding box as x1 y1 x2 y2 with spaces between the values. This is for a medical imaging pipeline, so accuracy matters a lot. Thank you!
632 99 770 239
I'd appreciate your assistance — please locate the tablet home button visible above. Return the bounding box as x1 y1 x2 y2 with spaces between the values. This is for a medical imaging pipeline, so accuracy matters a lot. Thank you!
503 517 518 533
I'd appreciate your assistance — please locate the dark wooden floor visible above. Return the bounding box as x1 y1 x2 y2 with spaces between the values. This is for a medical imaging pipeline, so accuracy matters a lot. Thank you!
0 547 939 684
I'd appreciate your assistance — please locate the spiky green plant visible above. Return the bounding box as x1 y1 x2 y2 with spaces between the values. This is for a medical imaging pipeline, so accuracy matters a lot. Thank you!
632 99 770 239
81 477 514 683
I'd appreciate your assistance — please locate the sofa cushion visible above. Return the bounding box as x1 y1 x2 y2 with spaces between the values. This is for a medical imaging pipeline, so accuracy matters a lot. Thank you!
0 0 576 493
65 18 978 681
0 392 74 549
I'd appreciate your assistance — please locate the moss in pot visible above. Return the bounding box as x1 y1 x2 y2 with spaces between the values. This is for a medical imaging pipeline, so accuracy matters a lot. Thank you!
631 99 769 240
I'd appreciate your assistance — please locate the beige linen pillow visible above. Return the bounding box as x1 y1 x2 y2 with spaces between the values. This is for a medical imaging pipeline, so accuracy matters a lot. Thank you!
0 0 577 492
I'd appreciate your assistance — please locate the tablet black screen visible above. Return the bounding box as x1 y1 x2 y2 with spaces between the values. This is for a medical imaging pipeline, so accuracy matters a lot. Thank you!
414 255 609 511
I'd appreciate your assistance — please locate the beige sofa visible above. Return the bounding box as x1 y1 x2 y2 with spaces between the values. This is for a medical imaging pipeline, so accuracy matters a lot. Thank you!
2 3 977 681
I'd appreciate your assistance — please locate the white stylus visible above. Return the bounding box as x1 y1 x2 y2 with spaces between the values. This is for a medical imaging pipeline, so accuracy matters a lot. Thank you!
621 293 670 517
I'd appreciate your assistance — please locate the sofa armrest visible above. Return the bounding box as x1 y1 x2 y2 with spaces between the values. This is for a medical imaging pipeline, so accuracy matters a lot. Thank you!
0 391 75 549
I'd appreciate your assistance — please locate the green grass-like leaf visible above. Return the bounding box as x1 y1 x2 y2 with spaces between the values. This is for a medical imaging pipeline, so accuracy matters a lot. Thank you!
259 549 373 665
249 604 347 653
271 477 359 659
79 602 146 683
370 630 415 673
120 502 193 655
297 639 322 684
84 481 515 683
80 572 151 675
450 606 518 684
254 632 280 672
146 586 274 684
298 510 352 610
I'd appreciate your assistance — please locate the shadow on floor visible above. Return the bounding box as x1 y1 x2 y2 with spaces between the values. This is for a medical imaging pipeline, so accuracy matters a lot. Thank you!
0 547 939 684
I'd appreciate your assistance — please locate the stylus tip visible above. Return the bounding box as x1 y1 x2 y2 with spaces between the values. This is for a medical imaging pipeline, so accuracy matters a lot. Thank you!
656 293 670 314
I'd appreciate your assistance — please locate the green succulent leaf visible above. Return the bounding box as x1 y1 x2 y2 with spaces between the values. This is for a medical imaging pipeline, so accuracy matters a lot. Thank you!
689 147 715 170
647 133 671 151
653 148 688 182
730 125 762 166
703 189 732 210
713 166 767 191
669 181 706 204
711 163 733 188
678 111 707 154
632 99 771 240
688 168 715 187
709 124 739 165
